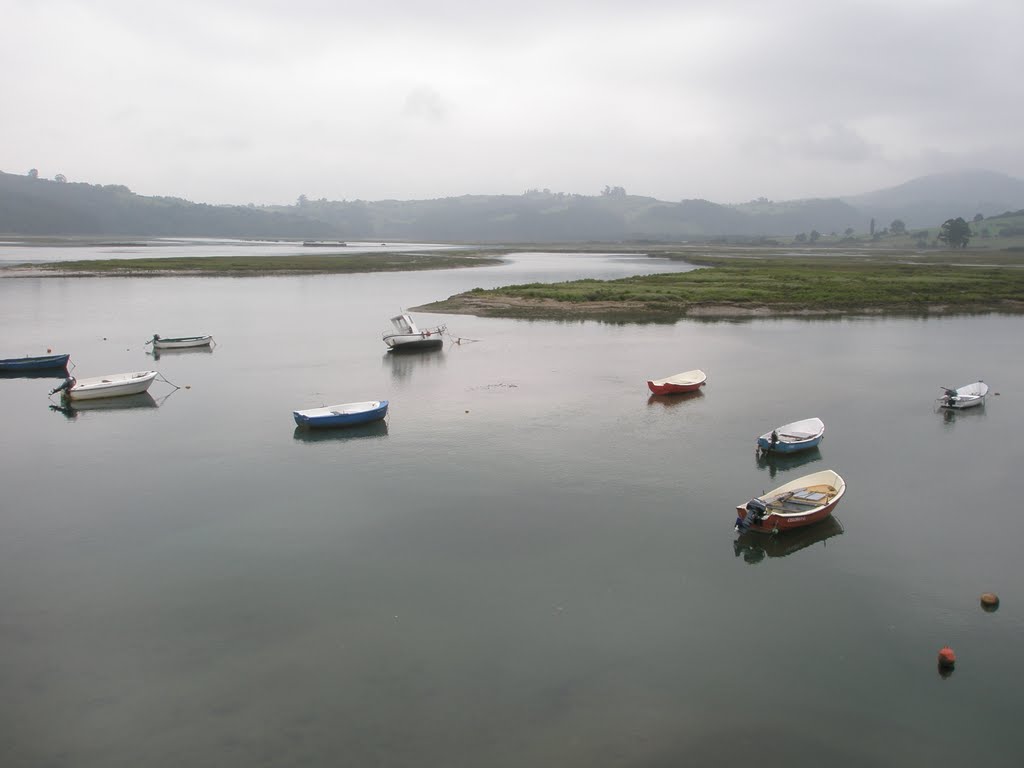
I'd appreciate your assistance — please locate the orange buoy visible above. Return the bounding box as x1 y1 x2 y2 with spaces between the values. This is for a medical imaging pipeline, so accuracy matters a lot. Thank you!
980 592 1000 611
937 646 956 669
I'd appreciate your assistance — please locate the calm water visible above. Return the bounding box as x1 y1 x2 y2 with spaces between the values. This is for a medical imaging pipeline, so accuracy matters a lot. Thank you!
1 252 1022 767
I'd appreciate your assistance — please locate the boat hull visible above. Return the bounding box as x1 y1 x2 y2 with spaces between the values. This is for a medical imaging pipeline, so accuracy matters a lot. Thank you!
384 335 444 352
939 396 985 409
153 335 213 349
647 380 705 395
293 400 389 428
756 434 824 453
67 371 159 401
0 353 70 371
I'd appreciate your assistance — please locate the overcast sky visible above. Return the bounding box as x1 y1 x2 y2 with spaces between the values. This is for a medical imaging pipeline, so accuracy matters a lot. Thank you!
2 0 1021 206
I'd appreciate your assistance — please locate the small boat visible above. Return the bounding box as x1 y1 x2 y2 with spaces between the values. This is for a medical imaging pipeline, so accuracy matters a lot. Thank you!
735 468 846 534
383 313 446 352
0 353 70 372
50 370 159 401
937 381 988 409
756 417 825 455
147 334 214 349
646 369 706 395
293 400 389 428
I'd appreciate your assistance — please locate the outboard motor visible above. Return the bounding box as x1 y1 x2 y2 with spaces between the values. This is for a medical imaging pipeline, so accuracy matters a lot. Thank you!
736 498 768 532
49 376 76 397
943 388 958 407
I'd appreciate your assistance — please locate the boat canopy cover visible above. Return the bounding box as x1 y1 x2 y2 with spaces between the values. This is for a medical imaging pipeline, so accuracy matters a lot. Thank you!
390 315 417 334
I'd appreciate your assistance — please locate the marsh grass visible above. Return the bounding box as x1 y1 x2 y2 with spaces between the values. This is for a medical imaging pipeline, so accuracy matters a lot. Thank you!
31 252 501 275
423 250 1024 319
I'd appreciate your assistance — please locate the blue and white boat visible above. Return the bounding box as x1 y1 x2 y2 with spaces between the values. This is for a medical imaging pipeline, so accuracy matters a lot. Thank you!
293 400 389 428
0 353 70 372
756 417 825 455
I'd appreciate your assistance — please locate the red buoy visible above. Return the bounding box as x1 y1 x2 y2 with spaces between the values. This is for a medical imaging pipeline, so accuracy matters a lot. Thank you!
937 647 956 669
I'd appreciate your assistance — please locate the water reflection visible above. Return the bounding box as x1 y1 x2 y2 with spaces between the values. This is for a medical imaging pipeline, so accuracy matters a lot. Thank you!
733 515 844 564
646 390 705 408
382 348 445 381
148 345 215 361
754 445 823 479
49 391 161 418
940 405 987 429
293 420 389 443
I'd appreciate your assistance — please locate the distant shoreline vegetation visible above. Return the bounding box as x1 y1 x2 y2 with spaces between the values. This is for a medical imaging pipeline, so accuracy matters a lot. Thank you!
3 252 503 276
415 248 1024 321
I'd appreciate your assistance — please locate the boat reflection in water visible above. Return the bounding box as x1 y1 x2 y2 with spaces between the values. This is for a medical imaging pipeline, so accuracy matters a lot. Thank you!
647 390 704 408
149 345 215 361
755 445 823 479
382 348 444 381
293 420 389 443
734 515 844 564
941 404 988 428
49 391 161 419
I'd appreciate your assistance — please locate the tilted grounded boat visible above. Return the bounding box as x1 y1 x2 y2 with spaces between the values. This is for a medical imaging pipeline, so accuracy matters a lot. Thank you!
756 417 825 455
735 468 846 534
647 369 707 395
51 370 159 401
383 314 446 352
0 353 70 372
293 400 389 428
937 381 988 409
147 334 214 349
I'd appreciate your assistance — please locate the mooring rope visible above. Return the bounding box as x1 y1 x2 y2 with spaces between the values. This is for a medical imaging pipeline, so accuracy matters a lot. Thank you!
156 372 182 390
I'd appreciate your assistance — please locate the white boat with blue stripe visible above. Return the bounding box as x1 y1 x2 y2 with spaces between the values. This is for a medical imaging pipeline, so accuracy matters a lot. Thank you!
756 417 825 455
293 400 389 429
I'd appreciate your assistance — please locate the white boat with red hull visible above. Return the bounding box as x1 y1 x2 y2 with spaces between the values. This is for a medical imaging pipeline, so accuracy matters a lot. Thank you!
735 469 846 535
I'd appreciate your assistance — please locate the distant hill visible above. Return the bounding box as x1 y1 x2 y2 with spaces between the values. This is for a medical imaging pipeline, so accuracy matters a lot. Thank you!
842 170 1024 228
0 172 340 239
2 168 1022 241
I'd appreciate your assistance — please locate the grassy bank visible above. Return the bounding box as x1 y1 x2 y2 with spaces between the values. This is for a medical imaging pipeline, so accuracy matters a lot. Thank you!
417 250 1024 321
7 251 502 276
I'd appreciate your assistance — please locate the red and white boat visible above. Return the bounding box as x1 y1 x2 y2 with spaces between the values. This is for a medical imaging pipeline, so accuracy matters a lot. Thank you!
735 469 846 534
647 368 706 395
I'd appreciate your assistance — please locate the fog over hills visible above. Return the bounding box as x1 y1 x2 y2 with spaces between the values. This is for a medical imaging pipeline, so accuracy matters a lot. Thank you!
2 169 1022 242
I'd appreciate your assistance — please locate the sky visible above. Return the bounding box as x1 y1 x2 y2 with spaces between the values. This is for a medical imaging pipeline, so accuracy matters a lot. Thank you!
2 0 1022 206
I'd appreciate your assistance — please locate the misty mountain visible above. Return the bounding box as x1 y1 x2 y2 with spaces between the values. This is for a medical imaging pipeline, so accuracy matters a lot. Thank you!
3 168 1021 241
842 170 1024 228
0 172 339 239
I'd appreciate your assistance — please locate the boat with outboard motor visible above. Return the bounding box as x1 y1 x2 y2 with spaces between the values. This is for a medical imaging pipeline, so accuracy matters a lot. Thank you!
937 381 988 409
50 370 159 401
735 468 846 534
756 417 825 455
